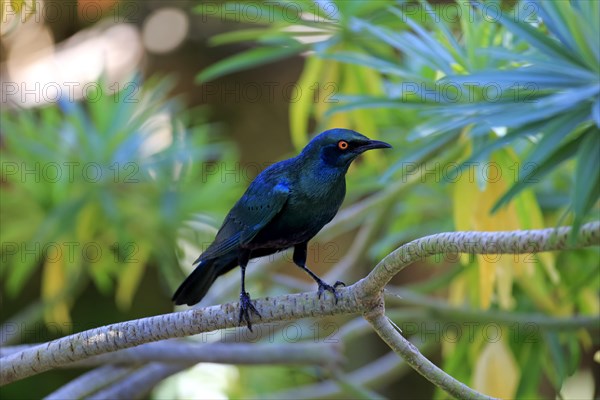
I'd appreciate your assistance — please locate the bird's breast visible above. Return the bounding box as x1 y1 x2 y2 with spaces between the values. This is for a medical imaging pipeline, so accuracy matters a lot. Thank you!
249 178 346 248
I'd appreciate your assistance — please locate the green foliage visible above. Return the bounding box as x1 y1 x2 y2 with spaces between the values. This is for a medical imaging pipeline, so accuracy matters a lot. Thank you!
334 0 599 231
0 76 239 310
190 0 599 398
3 1 597 398
197 0 599 232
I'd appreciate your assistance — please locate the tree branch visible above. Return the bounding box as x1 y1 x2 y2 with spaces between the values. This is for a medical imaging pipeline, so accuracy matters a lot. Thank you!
356 221 600 294
2 341 342 368
86 362 184 400
331 370 387 400
264 346 428 400
0 291 362 385
1 221 598 399
45 365 137 400
365 312 497 400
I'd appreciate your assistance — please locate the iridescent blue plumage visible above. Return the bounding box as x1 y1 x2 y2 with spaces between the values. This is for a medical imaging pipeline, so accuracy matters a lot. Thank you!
173 128 391 330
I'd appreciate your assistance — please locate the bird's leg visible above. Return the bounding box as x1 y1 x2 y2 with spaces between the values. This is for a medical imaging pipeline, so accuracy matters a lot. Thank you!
292 243 345 303
238 250 261 331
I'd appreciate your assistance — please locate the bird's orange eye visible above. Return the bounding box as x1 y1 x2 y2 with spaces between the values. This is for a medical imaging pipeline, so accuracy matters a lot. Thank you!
338 140 349 150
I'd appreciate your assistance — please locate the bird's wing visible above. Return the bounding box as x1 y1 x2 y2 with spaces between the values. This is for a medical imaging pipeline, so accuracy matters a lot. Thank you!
199 182 290 260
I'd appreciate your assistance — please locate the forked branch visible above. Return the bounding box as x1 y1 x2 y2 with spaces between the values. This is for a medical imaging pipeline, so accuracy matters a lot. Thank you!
1 221 598 400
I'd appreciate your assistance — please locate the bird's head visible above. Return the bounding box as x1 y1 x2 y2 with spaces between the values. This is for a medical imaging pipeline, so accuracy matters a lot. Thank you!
301 128 392 169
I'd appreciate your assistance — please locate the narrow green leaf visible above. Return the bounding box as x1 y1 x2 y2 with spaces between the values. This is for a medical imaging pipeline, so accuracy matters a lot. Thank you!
209 28 289 46
381 130 460 182
534 0 578 52
419 0 465 63
544 332 568 389
463 109 587 168
592 97 600 127
515 343 544 398
571 127 600 236
407 116 477 141
482 1 587 69
5 241 40 297
492 133 585 212
542 0 599 70
389 7 455 75
351 18 446 72
521 108 590 167
325 96 431 116
576 0 600 45
425 85 599 130
289 56 322 150
442 69 593 88
196 44 305 83
320 51 422 80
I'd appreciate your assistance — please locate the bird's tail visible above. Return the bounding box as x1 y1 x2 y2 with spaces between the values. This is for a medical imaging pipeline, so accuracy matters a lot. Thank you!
172 259 220 306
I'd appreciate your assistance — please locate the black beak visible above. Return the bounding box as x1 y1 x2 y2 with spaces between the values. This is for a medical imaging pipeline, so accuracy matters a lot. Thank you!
357 139 392 152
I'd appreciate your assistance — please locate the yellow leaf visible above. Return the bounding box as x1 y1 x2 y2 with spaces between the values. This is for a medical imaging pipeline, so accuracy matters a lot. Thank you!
88 238 118 294
115 246 148 310
476 256 497 309
314 60 339 122
515 275 562 314
445 274 469 357
473 340 520 399
449 273 467 306
451 63 467 74
498 149 558 281
453 161 480 265
359 65 385 96
452 148 555 309
578 330 592 350
495 257 515 310
324 110 349 132
469 156 516 310
76 202 98 244
452 174 477 231
41 244 71 326
578 288 600 315
290 56 323 150
468 162 517 232
342 64 383 167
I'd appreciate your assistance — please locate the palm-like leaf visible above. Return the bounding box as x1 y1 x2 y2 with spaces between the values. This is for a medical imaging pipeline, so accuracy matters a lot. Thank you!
0 76 237 308
330 0 599 229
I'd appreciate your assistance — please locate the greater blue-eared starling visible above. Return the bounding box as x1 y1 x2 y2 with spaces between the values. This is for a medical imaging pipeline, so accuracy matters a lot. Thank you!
173 128 392 330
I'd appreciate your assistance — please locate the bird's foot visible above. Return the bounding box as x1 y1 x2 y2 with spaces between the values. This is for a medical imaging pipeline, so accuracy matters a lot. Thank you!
239 291 262 332
317 280 346 303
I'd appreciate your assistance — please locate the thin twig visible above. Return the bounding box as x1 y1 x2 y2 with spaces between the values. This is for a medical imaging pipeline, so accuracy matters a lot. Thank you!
86 362 184 400
2 340 342 368
44 365 138 400
385 288 600 330
365 313 496 400
331 370 387 400
265 339 431 400
1 221 597 395
87 340 341 367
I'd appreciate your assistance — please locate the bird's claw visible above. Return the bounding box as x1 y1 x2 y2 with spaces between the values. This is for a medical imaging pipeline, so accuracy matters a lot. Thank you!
239 291 262 331
317 280 346 303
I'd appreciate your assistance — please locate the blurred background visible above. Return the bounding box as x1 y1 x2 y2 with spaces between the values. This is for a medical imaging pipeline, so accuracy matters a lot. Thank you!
1 0 598 399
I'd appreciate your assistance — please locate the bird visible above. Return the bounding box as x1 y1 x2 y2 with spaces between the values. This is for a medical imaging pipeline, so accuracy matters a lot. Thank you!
172 128 392 330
